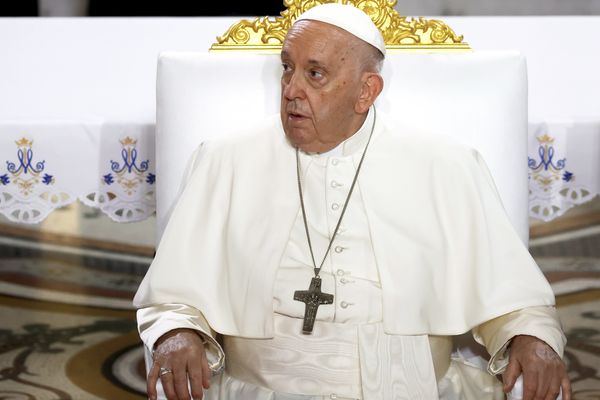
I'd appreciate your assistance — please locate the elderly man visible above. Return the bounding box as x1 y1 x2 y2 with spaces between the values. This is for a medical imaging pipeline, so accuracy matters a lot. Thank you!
134 3 570 400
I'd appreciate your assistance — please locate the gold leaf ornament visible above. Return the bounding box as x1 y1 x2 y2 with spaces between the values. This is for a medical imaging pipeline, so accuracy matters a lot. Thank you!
210 0 470 53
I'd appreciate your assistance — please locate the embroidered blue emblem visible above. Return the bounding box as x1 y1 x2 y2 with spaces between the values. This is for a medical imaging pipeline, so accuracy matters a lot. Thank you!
102 136 155 196
528 134 575 192
1 138 56 196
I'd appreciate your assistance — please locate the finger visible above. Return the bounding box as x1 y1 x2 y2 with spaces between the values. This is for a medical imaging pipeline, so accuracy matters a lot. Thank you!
201 355 210 389
147 362 160 400
187 358 206 399
535 368 552 400
159 368 178 400
173 365 192 400
561 376 572 400
522 371 539 400
503 358 522 392
543 379 561 400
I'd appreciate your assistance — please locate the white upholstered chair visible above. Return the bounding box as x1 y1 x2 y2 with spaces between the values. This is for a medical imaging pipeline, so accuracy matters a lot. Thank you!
150 51 531 398
155 51 529 242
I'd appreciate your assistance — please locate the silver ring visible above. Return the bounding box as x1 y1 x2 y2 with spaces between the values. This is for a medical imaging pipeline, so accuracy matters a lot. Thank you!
159 367 173 377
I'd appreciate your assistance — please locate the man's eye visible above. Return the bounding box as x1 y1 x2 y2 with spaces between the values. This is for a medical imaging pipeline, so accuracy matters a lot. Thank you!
310 70 323 78
282 63 290 71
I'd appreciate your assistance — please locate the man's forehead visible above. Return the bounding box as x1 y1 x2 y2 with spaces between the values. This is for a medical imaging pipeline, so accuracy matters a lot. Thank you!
284 20 352 44
281 20 355 57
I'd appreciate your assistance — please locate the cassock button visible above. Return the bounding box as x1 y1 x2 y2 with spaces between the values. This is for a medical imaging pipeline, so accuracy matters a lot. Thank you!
330 180 342 188
336 269 345 276
340 301 350 308
334 246 344 253
330 395 337 399
331 158 339 166
331 203 340 210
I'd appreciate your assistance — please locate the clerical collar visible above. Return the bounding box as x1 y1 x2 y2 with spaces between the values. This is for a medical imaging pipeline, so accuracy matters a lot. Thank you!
302 106 375 159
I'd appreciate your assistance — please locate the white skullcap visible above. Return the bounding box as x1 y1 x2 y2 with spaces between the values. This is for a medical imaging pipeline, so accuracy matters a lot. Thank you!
294 3 386 56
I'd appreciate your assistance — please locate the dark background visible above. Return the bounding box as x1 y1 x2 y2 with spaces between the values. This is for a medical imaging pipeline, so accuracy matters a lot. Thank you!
2 0 284 17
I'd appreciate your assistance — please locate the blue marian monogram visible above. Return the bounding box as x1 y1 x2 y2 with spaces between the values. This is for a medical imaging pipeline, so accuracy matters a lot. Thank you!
102 136 155 196
1 138 55 196
528 133 574 192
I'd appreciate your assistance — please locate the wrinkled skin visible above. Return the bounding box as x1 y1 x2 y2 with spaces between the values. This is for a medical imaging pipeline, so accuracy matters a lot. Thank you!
503 335 571 400
147 329 210 400
280 20 384 153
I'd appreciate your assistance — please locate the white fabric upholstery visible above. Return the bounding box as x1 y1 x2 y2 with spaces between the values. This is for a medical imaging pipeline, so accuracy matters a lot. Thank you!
155 51 529 244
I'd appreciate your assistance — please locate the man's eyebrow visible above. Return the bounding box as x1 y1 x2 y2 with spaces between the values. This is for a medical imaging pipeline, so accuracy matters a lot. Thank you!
280 52 328 69
307 59 325 67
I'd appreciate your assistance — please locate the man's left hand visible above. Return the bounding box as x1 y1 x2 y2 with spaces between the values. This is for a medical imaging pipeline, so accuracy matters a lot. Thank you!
503 335 571 400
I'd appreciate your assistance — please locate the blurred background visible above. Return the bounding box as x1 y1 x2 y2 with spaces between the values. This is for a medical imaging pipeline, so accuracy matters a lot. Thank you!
0 1 599 399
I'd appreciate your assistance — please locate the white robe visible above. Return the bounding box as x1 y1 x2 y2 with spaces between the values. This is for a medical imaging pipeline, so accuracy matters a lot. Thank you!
134 107 565 398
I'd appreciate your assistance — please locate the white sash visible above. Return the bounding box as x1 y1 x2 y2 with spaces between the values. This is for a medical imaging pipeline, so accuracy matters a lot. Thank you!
222 313 439 399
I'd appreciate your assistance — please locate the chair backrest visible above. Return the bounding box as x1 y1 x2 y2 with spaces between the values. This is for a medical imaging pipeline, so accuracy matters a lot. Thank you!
156 51 528 244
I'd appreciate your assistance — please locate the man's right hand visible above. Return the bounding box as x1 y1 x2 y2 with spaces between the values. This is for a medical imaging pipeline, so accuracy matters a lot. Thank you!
147 328 211 400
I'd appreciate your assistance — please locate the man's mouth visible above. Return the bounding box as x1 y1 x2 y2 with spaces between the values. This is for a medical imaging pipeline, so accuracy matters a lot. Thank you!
288 111 308 120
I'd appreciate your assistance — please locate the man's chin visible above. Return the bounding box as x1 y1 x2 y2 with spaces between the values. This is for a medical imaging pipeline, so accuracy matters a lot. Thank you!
283 128 313 148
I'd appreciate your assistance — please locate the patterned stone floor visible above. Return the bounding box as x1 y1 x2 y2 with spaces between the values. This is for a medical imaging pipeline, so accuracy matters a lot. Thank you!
0 203 599 399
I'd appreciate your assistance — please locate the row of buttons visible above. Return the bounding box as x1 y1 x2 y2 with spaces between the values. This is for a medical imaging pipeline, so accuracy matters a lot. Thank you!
336 268 355 286
328 162 354 312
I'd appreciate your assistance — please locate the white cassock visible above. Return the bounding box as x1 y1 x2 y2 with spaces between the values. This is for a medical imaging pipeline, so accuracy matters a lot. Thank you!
134 106 566 399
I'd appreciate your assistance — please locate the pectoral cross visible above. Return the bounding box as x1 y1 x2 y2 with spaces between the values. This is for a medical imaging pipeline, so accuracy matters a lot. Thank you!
294 276 334 334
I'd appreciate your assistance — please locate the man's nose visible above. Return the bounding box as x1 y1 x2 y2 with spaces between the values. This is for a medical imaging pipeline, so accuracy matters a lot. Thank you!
283 72 305 100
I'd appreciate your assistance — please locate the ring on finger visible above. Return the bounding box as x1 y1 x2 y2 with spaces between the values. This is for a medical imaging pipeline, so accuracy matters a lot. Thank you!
159 367 173 376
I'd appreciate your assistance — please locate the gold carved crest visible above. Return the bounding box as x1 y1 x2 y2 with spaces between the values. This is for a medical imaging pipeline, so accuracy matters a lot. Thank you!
210 0 470 53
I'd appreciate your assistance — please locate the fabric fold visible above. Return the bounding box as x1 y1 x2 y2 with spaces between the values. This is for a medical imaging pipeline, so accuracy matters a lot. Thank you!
357 323 439 399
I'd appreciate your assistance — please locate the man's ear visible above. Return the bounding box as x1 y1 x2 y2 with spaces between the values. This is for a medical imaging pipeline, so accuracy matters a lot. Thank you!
355 73 384 114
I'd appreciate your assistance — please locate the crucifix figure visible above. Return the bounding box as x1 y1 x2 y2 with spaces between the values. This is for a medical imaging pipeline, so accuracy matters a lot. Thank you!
294 276 334 334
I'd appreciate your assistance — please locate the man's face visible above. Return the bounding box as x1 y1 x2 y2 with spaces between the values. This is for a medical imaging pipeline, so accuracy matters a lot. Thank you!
280 21 366 152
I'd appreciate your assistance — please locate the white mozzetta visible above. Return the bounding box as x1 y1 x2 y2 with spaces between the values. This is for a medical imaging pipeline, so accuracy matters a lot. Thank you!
133 109 556 338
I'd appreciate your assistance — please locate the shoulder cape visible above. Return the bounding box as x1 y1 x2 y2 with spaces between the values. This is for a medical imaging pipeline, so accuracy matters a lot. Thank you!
133 113 555 337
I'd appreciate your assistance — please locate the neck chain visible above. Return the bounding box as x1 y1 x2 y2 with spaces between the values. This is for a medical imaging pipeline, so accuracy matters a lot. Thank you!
295 107 377 278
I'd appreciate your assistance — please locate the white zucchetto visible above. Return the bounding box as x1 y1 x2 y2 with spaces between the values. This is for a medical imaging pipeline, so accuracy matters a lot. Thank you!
294 3 386 56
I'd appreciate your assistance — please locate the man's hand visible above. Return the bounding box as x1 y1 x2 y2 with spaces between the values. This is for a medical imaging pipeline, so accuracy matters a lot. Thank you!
147 328 211 400
503 335 571 400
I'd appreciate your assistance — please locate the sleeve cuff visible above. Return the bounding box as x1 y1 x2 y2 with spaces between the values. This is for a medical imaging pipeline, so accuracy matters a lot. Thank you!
136 304 226 373
472 306 566 375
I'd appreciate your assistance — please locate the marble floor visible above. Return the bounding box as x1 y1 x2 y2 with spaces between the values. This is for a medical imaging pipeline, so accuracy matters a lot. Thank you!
0 199 599 399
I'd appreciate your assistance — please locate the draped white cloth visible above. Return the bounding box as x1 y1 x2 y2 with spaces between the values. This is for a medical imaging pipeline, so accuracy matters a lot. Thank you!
140 108 509 399
135 107 566 399
0 119 156 223
133 107 557 337
201 108 439 398
527 119 600 221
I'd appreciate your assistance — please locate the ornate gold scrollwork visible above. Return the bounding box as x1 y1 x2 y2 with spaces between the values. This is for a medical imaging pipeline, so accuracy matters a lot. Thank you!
210 0 470 53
